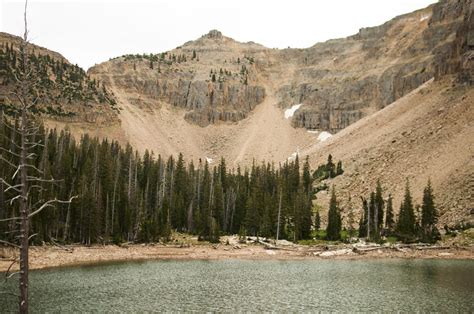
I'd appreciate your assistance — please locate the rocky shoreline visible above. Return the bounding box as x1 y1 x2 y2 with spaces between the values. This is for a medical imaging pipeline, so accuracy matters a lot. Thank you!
1 241 472 272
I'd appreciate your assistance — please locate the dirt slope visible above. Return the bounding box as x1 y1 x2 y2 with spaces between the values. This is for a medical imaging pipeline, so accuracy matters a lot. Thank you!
303 76 473 227
60 58 314 166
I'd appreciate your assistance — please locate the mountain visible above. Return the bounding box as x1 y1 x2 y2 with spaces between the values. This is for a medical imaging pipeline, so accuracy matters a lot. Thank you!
78 0 470 164
0 32 118 123
0 0 472 226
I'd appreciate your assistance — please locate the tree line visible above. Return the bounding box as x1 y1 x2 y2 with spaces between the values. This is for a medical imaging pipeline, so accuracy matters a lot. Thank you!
1 117 315 245
1 117 440 246
324 178 439 244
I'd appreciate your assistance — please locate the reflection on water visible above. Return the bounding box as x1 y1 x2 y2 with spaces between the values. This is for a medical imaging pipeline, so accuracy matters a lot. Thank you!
2 259 473 312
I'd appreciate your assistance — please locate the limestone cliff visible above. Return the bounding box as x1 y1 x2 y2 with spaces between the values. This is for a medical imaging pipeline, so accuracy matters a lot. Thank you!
88 0 471 132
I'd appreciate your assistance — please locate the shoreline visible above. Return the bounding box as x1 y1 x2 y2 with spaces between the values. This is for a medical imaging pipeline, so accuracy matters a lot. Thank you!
1 243 473 272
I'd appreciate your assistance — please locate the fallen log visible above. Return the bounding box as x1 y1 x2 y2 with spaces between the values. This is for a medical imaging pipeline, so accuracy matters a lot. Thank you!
414 246 451 250
352 246 390 253
50 238 74 253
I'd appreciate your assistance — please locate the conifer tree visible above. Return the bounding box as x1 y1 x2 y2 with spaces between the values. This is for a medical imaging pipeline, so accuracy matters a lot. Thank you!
326 186 341 241
326 154 335 178
368 191 378 241
346 196 356 239
336 160 343 176
396 180 416 242
375 179 384 230
314 209 321 232
421 180 439 243
358 197 368 238
385 194 395 233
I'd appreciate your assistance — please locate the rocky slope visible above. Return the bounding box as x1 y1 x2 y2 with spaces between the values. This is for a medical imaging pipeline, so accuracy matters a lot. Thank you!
0 0 472 226
305 76 473 228
89 30 267 127
89 0 470 133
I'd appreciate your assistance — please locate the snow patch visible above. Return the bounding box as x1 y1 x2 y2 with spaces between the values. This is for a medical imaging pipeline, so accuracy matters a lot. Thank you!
288 150 299 161
206 157 213 164
420 15 430 22
318 131 332 142
307 130 318 134
284 104 302 119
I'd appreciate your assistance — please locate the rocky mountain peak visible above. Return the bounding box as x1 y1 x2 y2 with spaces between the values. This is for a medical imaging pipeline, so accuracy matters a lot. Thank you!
203 29 223 40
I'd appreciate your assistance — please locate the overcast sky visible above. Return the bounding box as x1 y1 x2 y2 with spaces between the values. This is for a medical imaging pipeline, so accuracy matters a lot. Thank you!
1 0 437 70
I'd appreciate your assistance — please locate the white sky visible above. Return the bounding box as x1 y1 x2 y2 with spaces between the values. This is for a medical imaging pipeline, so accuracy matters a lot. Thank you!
1 0 437 70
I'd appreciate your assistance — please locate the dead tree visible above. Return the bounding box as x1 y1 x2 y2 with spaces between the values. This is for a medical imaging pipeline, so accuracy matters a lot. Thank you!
0 1 75 312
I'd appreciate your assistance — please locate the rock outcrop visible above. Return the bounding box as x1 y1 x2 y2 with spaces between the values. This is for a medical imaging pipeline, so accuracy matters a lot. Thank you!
88 0 471 132
89 30 267 126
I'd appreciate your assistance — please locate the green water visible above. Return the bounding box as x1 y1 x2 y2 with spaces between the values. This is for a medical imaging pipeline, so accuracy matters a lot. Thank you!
1 259 473 312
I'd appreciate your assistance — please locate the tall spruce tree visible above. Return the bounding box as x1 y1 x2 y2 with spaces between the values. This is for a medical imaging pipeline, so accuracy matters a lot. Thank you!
346 196 356 239
314 209 321 232
326 186 341 241
326 154 335 178
421 180 439 243
385 194 395 234
396 180 416 242
358 197 368 238
375 180 384 230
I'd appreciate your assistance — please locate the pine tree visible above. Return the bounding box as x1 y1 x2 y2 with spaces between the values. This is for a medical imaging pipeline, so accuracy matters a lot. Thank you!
358 197 368 238
421 180 439 243
314 209 321 232
368 191 378 241
326 186 341 241
375 179 384 230
302 156 312 196
385 194 394 233
346 196 356 239
326 154 335 178
336 160 343 176
396 180 416 242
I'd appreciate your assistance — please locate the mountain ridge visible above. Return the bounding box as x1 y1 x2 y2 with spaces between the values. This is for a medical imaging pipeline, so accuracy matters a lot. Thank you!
0 0 472 227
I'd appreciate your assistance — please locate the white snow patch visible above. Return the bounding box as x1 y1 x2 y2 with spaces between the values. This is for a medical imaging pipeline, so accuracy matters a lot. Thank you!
420 15 430 22
287 150 300 161
307 130 318 134
284 104 302 119
206 157 213 164
318 131 332 142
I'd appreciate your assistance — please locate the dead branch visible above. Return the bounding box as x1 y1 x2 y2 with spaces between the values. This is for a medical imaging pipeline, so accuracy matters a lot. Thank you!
28 196 77 219
50 238 73 252
0 240 20 248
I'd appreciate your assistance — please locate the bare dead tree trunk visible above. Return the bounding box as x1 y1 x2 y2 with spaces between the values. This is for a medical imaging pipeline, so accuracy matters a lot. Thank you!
19 95 29 313
18 4 30 310
111 157 120 236
277 187 282 241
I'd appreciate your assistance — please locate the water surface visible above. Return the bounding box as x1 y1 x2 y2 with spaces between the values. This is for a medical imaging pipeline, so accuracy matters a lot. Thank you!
2 259 473 312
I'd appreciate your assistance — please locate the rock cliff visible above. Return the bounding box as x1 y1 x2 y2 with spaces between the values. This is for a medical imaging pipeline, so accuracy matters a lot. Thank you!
88 0 471 132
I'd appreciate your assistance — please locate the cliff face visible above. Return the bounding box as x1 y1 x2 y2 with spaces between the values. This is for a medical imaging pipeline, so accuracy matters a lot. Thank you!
88 0 471 132
89 30 267 126
279 0 472 132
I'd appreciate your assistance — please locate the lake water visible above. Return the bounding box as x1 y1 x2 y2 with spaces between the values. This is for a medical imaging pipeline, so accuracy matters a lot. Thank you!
1 259 473 312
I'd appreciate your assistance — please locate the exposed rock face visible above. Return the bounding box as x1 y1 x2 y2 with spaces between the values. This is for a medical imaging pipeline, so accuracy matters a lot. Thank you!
431 0 473 84
89 30 267 126
88 0 471 131
277 0 472 132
